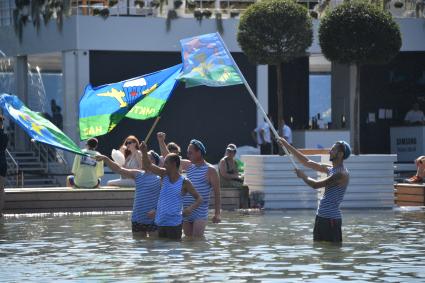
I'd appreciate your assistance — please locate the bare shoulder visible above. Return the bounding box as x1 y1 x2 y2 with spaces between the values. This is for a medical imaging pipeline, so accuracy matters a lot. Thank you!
182 177 194 192
206 162 218 173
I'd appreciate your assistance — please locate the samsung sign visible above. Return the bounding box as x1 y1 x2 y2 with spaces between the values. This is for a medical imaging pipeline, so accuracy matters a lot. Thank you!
390 127 424 162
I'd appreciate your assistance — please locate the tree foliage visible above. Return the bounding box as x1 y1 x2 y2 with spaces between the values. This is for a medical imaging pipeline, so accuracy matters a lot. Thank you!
14 0 72 41
319 1 402 65
237 0 313 65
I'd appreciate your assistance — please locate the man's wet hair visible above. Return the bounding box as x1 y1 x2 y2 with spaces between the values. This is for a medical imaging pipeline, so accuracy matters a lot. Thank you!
335 141 351 160
167 142 181 155
148 150 160 166
87 138 98 149
166 153 180 169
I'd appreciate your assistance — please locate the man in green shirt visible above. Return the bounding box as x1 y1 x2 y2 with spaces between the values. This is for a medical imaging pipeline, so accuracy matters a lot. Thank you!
67 138 104 188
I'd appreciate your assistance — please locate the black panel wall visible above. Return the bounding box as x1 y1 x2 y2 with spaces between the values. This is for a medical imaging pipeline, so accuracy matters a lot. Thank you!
89 51 257 163
360 52 425 154
268 57 309 130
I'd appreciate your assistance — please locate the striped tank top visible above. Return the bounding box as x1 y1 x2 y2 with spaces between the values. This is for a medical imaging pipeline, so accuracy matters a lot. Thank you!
131 172 161 224
184 163 211 221
155 175 184 227
317 166 349 219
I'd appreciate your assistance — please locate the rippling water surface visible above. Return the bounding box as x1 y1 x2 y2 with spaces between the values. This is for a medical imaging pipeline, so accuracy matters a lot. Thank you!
1 209 425 282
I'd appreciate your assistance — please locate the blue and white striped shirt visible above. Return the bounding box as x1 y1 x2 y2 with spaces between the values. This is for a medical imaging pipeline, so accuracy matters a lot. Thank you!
131 172 161 224
184 163 211 221
155 175 184 227
317 166 349 219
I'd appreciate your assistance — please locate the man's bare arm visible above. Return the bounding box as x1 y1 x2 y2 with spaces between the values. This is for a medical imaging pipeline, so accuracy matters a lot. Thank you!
140 142 167 178
182 179 202 216
209 165 221 223
96 155 137 179
157 132 170 157
296 169 348 189
278 137 329 173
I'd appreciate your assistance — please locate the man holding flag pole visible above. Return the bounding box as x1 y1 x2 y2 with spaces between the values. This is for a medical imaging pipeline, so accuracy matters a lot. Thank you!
178 33 351 242
178 32 297 166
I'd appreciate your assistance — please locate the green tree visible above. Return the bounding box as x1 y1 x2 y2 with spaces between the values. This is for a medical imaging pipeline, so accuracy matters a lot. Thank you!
319 1 401 154
237 0 312 137
14 0 72 41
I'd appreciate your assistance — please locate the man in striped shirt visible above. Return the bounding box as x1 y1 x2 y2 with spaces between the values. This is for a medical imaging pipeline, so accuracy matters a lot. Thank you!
139 141 202 240
96 150 162 238
157 133 221 238
278 138 351 243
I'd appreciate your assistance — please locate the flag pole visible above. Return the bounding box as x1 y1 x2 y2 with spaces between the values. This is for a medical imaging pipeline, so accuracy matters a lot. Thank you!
144 116 161 144
216 33 298 169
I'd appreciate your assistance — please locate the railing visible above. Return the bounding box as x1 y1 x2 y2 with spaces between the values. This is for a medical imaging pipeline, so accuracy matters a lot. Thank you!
30 141 48 173
1 0 421 25
0 0 14 27
30 141 70 173
5 148 23 187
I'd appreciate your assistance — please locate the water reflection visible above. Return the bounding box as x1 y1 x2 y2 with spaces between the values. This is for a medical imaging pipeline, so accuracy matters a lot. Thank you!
1 210 425 281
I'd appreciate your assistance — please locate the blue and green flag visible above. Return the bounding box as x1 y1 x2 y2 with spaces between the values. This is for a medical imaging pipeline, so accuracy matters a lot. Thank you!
79 64 182 140
0 94 84 155
178 32 243 88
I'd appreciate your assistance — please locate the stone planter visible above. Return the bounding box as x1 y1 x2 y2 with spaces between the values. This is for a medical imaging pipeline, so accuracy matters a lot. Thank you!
241 155 321 209
336 154 396 208
242 154 396 209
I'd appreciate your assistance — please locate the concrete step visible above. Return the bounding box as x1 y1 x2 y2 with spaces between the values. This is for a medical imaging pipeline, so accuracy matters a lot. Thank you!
15 161 44 166
6 154 38 160
9 152 37 157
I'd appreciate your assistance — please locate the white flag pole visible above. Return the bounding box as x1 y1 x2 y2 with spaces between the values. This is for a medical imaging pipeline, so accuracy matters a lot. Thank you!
216 33 298 169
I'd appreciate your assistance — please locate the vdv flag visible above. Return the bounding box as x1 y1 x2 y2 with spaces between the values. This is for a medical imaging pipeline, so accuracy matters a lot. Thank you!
178 32 243 87
0 94 84 155
79 64 182 140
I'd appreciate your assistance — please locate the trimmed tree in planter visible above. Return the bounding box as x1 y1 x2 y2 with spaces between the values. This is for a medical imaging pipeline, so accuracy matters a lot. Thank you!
319 1 401 154
237 0 312 136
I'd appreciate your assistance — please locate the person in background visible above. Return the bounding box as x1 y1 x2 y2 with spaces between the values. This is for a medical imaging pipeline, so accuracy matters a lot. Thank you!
51 99 63 130
276 118 292 155
281 119 293 145
218 144 249 208
252 116 273 155
405 155 425 183
67 138 104 189
278 137 351 243
404 102 425 125
140 141 202 240
107 135 142 187
0 115 8 217
219 144 244 188
157 132 182 167
96 150 162 238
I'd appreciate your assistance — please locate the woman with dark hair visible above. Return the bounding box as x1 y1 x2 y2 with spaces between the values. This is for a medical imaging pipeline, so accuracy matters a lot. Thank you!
107 135 143 187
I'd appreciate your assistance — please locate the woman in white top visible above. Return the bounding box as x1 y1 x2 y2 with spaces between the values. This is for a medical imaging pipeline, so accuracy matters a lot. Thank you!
107 135 143 187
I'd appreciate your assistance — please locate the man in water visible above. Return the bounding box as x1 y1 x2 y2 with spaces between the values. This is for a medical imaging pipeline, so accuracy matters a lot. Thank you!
278 137 350 243
96 150 162 238
158 134 221 238
139 141 202 240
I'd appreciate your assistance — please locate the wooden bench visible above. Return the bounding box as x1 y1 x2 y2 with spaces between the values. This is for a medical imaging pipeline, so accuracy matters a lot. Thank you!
4 186 244 214
394 183 425 206
210 187 242 210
